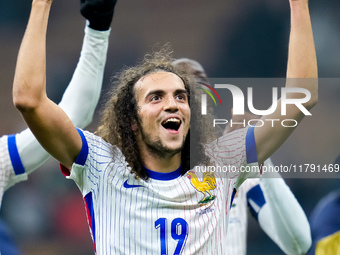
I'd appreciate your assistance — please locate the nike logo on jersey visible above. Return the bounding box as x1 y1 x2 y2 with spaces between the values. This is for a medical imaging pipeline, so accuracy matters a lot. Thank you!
123 180 144 189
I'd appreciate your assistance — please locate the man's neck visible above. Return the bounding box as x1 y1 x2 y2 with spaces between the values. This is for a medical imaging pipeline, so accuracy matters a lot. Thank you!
142 152 182 173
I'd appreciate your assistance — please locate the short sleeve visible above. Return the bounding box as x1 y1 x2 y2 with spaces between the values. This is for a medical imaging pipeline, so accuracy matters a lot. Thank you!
64 129 114 197
204 126 261 188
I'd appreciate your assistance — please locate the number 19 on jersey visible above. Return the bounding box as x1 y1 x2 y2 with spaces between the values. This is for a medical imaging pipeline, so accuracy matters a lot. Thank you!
155 217 188 255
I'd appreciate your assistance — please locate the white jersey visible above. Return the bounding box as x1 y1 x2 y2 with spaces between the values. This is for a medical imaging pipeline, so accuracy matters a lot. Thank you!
62 126 260 254
0 135 27 205
225 178 259 255
225 158 312 255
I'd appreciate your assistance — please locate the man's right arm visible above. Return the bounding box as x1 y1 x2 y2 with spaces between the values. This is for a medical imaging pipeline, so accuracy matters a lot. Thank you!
14 26 110 178
13 0 118 171
12 0 84 170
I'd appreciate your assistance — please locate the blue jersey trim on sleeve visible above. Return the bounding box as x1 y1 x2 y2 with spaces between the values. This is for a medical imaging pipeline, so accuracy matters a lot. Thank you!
145 164 182 180
247 184 266 221
84 192 96 249
75 129 88 166
246 126 258 164
7 135 25 175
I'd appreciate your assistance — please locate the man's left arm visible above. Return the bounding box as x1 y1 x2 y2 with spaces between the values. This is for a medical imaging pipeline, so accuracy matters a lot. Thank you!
254 0 318 163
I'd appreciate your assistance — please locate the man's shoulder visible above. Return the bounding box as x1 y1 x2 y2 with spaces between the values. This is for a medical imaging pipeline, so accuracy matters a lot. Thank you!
205 127 250 156
80 129 126 163
208 127 249 146
81 130 112 149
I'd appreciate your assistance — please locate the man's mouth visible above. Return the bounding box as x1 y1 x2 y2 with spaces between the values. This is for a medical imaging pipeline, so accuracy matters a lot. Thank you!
161 118 181 131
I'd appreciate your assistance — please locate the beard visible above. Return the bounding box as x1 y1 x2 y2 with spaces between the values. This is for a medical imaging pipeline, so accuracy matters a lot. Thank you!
139 127 187 159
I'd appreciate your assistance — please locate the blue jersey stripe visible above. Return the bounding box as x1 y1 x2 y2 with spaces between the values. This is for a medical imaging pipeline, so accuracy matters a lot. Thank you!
75 128 89 166
7 135 25 175
246 184 266 221
245 126 258 164
84 192 96 249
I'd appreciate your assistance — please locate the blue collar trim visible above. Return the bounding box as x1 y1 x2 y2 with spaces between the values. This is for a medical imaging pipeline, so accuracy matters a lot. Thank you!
145 164 182 181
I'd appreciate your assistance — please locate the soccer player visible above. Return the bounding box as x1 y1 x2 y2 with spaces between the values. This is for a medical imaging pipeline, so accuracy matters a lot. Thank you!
12 0 317 254
0 0 115 205
173 58 312 255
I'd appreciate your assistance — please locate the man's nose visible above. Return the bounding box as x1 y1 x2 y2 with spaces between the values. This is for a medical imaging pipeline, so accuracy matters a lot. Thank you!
163 96 178 112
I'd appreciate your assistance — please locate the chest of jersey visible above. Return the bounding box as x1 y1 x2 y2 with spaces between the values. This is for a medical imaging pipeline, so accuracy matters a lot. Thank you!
87 167 235 255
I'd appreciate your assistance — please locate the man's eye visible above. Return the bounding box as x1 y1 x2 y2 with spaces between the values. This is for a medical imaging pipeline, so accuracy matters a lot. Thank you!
151 95 161 101
176 94 186 101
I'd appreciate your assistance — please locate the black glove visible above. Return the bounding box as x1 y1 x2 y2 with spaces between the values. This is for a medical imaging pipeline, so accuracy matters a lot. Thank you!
80 0 118 31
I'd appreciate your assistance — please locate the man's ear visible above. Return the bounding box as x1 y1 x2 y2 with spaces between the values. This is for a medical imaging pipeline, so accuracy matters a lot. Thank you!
131 122 138 132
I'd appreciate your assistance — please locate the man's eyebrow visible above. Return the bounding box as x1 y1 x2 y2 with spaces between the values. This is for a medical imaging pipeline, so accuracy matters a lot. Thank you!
145 89 188 98
145 89 165 98
174 89 188 95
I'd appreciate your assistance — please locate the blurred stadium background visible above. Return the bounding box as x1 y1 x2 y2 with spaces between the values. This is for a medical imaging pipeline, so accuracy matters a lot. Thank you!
0 0 340 254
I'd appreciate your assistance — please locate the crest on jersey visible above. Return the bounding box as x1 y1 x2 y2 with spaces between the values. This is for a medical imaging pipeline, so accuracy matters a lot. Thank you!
187 171 216 204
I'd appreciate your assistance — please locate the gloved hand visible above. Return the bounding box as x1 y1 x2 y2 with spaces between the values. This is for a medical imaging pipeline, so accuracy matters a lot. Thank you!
80 0 118 31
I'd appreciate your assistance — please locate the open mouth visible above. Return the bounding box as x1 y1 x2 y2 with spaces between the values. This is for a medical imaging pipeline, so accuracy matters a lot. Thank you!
161 118 182 132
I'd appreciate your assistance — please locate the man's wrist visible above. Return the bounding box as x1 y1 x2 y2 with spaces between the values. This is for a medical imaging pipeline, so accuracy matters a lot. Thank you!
289 0 310 11
32 0 53 7
85 22 111 38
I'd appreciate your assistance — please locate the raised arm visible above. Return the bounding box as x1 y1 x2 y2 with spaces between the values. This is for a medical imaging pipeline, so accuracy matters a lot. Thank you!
254 0 318 163
12 25 110 182
13 0 117 170
13 0 82 170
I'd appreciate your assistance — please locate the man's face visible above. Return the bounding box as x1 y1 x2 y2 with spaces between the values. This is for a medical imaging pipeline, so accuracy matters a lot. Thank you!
134 71 191 158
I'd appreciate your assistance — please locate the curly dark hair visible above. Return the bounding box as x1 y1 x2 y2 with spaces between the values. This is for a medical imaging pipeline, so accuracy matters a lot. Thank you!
96 46 215 180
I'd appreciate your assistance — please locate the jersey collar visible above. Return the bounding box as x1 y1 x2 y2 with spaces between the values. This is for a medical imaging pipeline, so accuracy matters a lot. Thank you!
144 164 182 181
